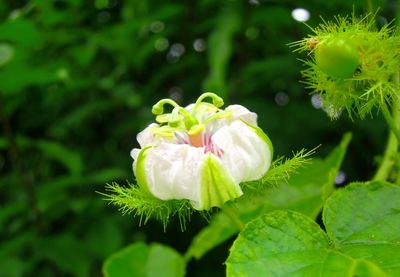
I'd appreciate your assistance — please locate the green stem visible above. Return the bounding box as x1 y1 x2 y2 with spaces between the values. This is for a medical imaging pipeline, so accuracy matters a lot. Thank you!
373 131 397 181
374 71 400 182
222 205 245 231
381 102 400 144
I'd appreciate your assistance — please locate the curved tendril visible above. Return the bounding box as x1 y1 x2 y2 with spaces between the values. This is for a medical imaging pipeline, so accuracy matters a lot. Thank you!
195 92 224 108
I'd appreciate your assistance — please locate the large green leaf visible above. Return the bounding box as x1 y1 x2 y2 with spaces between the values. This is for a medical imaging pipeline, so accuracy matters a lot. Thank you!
324 181 400 275
226 181 400 276
185 134 351 260
103 242 185 277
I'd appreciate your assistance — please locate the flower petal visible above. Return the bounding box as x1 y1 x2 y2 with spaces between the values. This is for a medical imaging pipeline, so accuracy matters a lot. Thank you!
136 123 160 147
199 154 243 210
140 143 204 205
212 120 272 184
225 105 258 125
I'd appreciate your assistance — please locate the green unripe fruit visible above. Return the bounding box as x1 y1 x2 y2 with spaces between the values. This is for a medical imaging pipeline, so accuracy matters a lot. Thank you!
315 38 360 78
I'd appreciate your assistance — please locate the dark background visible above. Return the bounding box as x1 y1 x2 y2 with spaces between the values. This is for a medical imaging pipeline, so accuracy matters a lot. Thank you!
0 0 394 276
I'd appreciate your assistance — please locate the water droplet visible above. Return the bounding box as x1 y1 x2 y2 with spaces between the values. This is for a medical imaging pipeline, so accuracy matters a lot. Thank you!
291 8 310 22
193 39 206 52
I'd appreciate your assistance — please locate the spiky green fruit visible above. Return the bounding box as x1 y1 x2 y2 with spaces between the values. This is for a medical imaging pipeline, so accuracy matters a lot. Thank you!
315 38 360 78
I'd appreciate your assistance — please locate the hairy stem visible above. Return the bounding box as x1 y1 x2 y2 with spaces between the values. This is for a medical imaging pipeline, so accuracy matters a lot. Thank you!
222 205 245 231
381 101 400 144
373 131 397 181
374 70 400 182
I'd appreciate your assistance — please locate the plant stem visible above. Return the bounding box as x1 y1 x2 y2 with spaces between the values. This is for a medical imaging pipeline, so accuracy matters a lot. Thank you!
381 102 400 144
222 205 245 231
373 131 397 181
374 70 400 182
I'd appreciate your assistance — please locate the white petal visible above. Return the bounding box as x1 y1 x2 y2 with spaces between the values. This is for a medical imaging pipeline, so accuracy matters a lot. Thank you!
143 143 204 205
212 120 271 183
225 105 258 125
130 148 140 160
136 123 160 147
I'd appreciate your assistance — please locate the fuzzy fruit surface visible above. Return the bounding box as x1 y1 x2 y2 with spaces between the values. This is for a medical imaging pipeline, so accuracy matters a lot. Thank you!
315 38 360 78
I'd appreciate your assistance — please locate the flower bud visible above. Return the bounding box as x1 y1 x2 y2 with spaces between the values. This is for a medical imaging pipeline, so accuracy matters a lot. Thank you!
131 93 273 210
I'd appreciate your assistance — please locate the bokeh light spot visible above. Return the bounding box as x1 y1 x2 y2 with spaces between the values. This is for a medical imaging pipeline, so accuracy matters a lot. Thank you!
291 8 310 22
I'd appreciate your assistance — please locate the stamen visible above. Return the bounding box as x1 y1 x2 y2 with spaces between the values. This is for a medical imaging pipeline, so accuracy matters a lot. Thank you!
175 132 189 145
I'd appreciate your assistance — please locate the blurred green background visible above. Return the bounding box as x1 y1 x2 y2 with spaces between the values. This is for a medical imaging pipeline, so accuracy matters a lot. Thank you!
0 0 394 276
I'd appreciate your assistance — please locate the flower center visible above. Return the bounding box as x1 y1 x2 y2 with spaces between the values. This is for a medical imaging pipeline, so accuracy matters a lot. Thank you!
175 129 224 157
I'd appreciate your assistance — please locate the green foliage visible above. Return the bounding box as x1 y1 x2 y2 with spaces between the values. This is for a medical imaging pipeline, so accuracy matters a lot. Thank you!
103 242 185 277
184 134 351 261
203 4 241 97
226 181 400 276
0 0 391 276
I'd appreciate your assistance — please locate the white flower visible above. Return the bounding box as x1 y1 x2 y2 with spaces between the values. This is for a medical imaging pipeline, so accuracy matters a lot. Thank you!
130 93 273 210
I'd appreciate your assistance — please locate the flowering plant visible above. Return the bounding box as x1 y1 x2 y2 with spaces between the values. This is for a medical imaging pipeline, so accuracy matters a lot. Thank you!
105 93 311 227
103 10 400 277
130 92 273 210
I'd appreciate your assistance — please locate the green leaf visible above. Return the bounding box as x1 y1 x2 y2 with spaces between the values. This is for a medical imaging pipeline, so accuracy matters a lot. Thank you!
226 181 400 276
34 235 91 277
185 134 351 261
103 242 185 277
0 19 42 48
226 210 387 277
36 140 83 175
324 181 400 275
